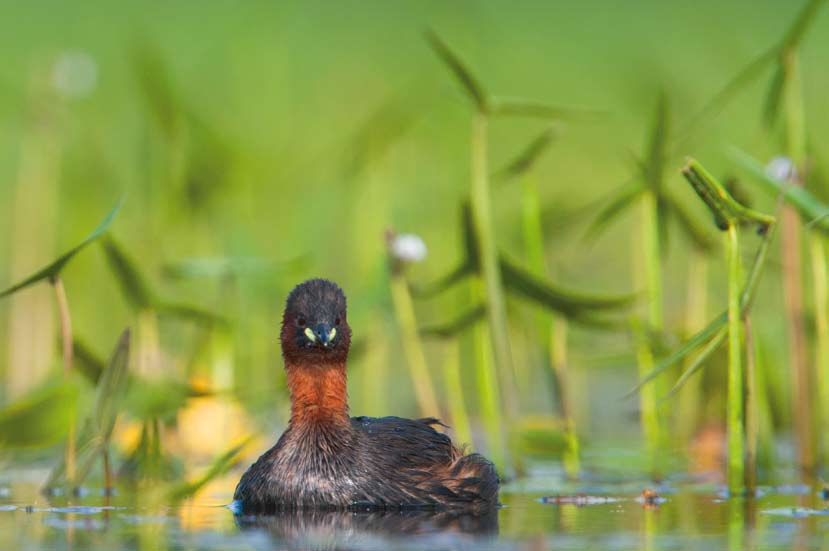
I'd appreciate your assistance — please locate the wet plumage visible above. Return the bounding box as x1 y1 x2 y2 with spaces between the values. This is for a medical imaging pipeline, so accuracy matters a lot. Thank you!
233 278 499 512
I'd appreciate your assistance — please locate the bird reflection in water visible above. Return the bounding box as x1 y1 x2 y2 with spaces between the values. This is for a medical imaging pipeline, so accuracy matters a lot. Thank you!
234 505 499 549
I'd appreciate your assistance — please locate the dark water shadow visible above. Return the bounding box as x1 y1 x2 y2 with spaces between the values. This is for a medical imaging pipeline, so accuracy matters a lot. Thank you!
235 506 499 550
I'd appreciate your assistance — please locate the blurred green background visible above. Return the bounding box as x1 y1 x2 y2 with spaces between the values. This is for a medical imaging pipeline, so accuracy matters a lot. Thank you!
1 0 828 485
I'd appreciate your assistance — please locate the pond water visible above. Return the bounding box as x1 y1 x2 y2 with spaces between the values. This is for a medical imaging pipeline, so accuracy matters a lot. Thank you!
3 465 829 550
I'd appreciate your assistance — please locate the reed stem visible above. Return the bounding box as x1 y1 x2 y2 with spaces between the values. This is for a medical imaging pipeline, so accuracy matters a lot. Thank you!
442 339 473 447
726 224 745 495
51 275 76 484
470 112 517 420
811 235 829 464
388 272 440 417
521 173 580 477
744 315 758 495
678 251 708 442
639 190 664 478
472 279 505 470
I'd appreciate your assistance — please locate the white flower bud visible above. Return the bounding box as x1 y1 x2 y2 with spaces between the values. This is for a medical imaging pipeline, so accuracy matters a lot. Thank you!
391 234 427 263
766 156 796 182
53 51 98 99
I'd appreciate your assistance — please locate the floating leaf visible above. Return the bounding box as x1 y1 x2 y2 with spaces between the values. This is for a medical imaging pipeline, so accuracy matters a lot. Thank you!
424 30 487 111
0 382 79 449
0 200 122 299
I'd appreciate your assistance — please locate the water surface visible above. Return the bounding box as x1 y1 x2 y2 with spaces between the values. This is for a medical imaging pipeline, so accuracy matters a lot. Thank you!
3 466 829 550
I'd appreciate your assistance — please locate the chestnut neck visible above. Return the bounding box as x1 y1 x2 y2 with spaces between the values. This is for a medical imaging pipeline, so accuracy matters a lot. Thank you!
285 360 350 428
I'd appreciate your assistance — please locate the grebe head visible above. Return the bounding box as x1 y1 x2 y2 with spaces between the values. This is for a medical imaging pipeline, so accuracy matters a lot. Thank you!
280 278 351 364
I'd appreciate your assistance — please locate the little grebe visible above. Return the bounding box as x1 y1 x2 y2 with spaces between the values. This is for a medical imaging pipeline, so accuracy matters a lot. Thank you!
234 278 499 512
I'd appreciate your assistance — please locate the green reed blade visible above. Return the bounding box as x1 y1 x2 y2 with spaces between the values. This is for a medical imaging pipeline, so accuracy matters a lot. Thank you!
644 93 669 193
731 147 829 233
583 183 643 242
496 125 558 181
419 303 487 338
409 261 475 298
101 237 156 310
781 0 825 50
662 192 717 251
169 437 252 500
664 328 727 400
683 159 776 230
424 30 487 111
489 96 605 120
499 255 636 313
763 65 786 128
0 200 122 299
0 382 79 449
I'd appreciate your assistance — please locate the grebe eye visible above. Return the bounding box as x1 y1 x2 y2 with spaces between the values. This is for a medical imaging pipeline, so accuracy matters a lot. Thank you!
335 317 341 326
297 317 306 327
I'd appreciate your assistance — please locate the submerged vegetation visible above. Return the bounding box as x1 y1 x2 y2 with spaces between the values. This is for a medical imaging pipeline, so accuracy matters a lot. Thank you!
2 1 829 516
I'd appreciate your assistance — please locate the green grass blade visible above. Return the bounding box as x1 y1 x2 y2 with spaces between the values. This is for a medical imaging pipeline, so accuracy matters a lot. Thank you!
663 328 727 400
156 301 228 326
0 200 122 299
409 261 475 298
781 0 825 50
424 30 487 111
419 304 487 338
101 237 156 310
489 96 605 120
499 255 636 313
630 214 776 395
628 312 727 396
682 158 776 230
0 382 79 449
94 330 131 440
132 43 179 136
676 46 777 144
583 183 643 242
731 147 829 232
763 65 786 128
644 93 669 192
496 125 558 181
124 377 194 421
169 437 251 500
662 192 717 251
72 338 106 385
